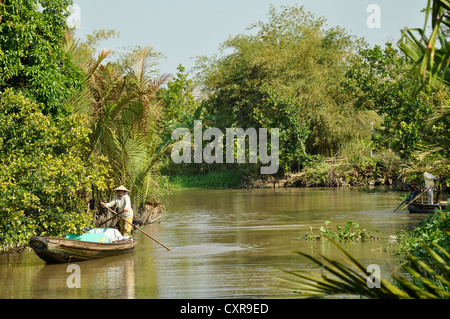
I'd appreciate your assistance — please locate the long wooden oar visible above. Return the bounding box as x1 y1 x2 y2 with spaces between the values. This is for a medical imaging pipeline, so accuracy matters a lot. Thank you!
101 203 171 251
399 188 428 211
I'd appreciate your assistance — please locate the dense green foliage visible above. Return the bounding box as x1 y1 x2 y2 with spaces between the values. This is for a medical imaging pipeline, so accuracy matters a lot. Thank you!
184 4 449 192
397 208 450 264
0 90 109 250
190 5 448 184
159 64 199 124
195 6 377 174
394 208 450 294
253 85 310 173
344 44 436 158
0 1 174 250
0 0 85 116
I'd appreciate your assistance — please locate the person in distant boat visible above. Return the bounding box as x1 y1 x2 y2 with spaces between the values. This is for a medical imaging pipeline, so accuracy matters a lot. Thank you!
101 185 134 236
424 168 439 204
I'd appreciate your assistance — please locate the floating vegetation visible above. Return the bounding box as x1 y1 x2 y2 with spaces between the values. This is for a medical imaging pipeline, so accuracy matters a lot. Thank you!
303 221 379 241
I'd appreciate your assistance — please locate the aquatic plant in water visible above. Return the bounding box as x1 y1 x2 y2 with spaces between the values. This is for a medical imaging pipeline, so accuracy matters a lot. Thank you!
303 221 379 241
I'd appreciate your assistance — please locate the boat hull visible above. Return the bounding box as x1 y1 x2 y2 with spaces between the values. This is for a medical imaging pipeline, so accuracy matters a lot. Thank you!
29 236 138 264
407 202 448 214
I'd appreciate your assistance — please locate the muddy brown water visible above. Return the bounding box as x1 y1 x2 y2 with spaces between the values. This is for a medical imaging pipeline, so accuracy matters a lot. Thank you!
0 188 427 298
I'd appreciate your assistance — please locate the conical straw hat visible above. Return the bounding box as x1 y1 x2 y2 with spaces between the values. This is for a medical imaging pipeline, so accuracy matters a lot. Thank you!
113 185 130 192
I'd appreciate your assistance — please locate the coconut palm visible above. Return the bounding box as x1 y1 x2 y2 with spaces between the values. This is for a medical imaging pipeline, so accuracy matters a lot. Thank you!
398 0 450 90
89 47 172 208
398 0 449 160
110 47 171 206
62 32 112 116
63 33 172 210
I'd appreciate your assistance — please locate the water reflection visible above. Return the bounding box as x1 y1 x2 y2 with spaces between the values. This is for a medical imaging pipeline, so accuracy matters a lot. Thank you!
0 188 426 298
0 252 143 298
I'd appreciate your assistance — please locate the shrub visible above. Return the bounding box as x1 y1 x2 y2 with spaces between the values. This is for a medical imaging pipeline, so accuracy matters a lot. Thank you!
396 208 450 266
0 90 109 251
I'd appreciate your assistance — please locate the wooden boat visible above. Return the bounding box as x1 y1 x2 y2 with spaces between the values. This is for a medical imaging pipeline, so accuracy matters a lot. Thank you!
406 201 449 214
29 235 138 264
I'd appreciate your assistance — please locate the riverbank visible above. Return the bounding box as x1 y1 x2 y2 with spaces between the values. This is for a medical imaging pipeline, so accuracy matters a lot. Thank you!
242 158 407 189
241 172 400 189
164 166 405 190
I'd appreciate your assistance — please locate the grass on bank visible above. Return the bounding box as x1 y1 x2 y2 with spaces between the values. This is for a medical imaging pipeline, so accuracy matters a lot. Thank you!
165 171 243 190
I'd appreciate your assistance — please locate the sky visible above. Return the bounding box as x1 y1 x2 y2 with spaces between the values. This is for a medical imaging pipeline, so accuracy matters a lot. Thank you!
71 0 427 76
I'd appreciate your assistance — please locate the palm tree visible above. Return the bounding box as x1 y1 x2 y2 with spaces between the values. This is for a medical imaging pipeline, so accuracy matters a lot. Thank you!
89 47 172 208
398 0 449 160
398 0 449 90
63 33 172 213
110 47 171 207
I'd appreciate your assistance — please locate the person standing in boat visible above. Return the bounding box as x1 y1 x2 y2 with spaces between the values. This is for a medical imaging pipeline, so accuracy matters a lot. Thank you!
424 168 439 204
101 185 134 236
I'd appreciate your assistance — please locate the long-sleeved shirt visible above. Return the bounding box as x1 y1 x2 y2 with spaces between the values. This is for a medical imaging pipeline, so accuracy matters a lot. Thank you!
424 172 438 187
104 194 134 219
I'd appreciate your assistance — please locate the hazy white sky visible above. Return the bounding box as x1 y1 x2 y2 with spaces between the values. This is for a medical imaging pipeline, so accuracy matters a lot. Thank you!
72 0 426 75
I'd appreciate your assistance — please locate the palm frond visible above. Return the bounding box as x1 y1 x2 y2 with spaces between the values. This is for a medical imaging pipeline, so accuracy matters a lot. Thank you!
274 240 449 299
398 0 450 91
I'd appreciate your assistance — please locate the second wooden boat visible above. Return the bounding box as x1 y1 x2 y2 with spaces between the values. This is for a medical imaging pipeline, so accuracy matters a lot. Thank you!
406 201 449 214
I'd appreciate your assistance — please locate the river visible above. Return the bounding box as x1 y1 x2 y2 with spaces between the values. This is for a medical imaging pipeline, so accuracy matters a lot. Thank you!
0 187 425 299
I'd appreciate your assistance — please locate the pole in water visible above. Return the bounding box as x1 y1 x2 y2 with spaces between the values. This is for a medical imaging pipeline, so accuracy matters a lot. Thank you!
101 203 171 251
394 192 414 212
399 188 428 212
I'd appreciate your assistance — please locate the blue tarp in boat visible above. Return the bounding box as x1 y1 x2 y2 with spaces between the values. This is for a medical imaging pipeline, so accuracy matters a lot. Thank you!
65 228 126 243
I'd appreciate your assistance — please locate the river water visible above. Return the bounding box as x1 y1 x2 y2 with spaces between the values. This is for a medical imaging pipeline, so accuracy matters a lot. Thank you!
0 188 426 299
